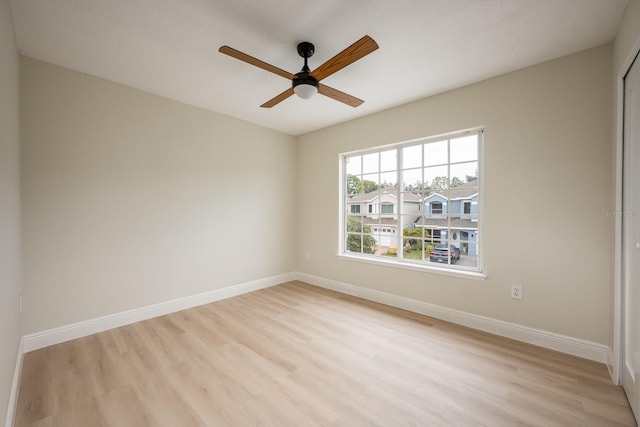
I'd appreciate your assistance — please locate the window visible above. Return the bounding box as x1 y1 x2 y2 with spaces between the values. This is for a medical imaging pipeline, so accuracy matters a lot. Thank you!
342 128 482 272
381 203 394 214
427 229 442 243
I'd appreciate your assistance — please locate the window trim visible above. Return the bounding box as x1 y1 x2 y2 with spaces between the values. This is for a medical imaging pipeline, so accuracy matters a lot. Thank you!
338 127 484 277
463 200 472 215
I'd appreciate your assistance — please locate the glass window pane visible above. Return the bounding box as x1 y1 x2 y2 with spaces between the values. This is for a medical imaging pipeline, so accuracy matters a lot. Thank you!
400 193 422 216
450 161 478 187
380 149 397 172
346 215 363 233
401 169 422 192
345 155 362 176
380 171 397 189
361 174 380 193
424 140 448 166
450 135 478 163
423 166 448 194
346 174 363 196
403 237 423 260
402 145 422 169
362 153 379 174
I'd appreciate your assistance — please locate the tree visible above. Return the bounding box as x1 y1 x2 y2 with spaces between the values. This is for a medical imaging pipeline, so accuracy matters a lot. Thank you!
347 216 376 254
450 176 463 188
346 175 379 195
346 175 360 195
430 176 449 191
405 181 429 195
361 180 379 194
465 170 478 183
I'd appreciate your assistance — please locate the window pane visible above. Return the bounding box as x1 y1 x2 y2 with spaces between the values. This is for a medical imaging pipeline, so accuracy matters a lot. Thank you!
402 145 422 169
401 169 422 192
346 155 362 177
380 149 397 172
401 192 422 215
361 173 380 193
424 140 448 166
380 171 397 188
403 237 423 260
450 161 478 187
346 215 363 233
450 135 478 163
362 153 379 174
423 166 448 194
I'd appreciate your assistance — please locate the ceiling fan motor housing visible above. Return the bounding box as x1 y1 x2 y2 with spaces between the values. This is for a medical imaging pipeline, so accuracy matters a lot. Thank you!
297 42 315 59
293 72 319 89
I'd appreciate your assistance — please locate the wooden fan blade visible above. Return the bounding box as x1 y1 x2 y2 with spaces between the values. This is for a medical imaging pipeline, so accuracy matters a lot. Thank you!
310 35 378 82
318 85 364 107
219 46 295 80
260 88 295 108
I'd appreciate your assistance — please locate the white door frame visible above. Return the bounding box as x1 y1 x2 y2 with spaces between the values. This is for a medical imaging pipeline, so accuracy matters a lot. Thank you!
614 36 640 385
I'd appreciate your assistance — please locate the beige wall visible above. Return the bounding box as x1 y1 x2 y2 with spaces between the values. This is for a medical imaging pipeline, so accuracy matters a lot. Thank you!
20 57 297 334
0 0 22 423
297 45 613 345
614 0 640 73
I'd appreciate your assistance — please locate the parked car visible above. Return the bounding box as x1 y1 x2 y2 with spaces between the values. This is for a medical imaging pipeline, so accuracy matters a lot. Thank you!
429 245 461 264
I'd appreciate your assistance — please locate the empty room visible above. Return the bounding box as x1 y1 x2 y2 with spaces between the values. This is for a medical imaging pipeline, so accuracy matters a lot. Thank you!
2 0 640 425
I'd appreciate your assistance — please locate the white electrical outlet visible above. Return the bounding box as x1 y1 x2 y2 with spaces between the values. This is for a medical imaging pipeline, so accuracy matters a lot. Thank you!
304 251 311 261
511 284 522 300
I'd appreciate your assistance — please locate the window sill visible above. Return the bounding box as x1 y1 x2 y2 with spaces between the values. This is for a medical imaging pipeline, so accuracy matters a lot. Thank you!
336 253 488 281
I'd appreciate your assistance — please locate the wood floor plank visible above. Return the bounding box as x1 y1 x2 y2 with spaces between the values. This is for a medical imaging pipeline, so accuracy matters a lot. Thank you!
15 281 637 426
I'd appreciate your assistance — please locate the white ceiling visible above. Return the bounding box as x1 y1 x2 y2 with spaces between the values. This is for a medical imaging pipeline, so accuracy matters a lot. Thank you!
10 0 628 136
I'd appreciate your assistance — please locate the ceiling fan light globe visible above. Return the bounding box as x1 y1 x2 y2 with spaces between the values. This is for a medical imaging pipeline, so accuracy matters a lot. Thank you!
294 84 318 99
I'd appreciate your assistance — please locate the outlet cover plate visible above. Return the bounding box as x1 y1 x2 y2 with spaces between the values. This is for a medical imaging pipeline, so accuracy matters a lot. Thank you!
511 284 522 300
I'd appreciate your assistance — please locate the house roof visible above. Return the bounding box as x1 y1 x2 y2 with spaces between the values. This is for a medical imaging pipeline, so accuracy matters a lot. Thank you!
347 186 422 203
424 180 479 201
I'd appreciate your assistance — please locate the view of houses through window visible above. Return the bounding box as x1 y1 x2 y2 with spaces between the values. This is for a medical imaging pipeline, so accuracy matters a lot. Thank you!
342 129 482 271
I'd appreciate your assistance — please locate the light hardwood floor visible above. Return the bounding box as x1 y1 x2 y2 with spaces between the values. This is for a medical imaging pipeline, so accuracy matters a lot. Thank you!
15 281 636 426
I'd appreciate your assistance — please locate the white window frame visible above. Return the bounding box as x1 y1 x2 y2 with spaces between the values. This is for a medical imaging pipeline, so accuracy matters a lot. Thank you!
338 127 485 280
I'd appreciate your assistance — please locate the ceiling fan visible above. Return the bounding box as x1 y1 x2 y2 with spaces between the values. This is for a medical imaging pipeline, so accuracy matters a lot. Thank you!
218 35 379 108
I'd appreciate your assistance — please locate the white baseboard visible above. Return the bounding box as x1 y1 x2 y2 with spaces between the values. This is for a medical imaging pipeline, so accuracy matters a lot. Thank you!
23 272 295 352
5 336 24 427
607 346 618 384
20 269 610 365
294 272 609 364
